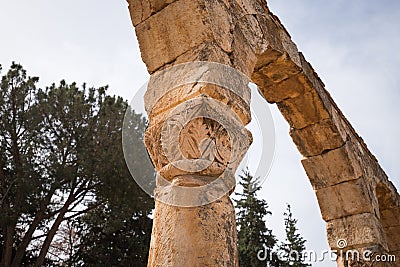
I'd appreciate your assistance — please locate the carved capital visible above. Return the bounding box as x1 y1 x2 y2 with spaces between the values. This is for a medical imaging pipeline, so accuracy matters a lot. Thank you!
144 62 252 206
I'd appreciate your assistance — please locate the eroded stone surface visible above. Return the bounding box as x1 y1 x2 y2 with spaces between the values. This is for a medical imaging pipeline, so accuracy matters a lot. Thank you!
302 142 363 190
134 0 235 73
315 179 374 221
277 89 330 129
148 195 238 267
128 0 178 26
290 118 346 157
336 245 395 267
128 0 400 266
383 226 400 251
380 208 400 228
327 213 388 251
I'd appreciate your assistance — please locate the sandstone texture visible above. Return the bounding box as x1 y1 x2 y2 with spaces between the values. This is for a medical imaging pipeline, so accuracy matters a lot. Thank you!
127 0 400 266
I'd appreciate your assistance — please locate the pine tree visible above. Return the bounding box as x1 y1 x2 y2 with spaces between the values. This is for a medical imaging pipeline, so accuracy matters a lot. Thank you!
0 63 154 267
73 107 154 267
235 169 279 267
279 204 310 267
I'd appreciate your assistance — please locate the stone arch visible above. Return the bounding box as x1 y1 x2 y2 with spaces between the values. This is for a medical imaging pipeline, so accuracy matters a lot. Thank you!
228 8 400 262
128 0 400 265
245 38 400 266
249 45 397 265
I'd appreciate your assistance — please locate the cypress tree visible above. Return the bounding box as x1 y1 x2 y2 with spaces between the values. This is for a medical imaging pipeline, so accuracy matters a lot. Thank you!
279 204 310 267
235 169 279 267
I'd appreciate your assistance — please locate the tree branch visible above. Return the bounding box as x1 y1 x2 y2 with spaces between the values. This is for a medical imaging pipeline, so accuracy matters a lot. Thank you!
33 186 77 267
64 202 101 221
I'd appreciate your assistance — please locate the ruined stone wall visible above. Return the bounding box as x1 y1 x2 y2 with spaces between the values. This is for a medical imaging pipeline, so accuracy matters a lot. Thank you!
128 0 400 266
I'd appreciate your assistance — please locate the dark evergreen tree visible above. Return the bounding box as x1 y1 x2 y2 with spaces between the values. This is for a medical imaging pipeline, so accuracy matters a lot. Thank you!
0 63 154 267
74 108 154 267
279 204 310 267
74 209 152 267
235 169 279 267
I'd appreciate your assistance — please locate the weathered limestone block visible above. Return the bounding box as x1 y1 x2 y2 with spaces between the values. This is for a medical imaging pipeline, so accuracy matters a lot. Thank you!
327 213 388 251
375 182 400 210
330 107 350 143
171 42 232 68
375 182 400 249
380 208 400 228
144 62 251 123
253 70 313 103
232 0 268 16
277 89 330 130
383 226 400 251
154 173 238 207
252 52 304 102
128 0 178 26
289 90 350 158
147 195 238 267
290 119 346 157
256 14 301 67
135 0 234 72
302 142 363 190
315 178 374 222
134 0 208 72
230 24 260 76
147 83 251 124
336 245 395 267
231 11 301 76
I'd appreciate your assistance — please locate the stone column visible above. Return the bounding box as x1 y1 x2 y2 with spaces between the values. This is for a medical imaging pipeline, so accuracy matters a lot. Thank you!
127 0 256 266
143 63 252 266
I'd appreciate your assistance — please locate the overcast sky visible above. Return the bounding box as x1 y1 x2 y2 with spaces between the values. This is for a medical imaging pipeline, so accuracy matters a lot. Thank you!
1 1 399 266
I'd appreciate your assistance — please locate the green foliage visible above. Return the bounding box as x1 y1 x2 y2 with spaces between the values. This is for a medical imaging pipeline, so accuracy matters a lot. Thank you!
75 209 152 267
0 63 154 267
74 107 154 267
235 170 310 267
279 204 310 267
235 169 279 267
